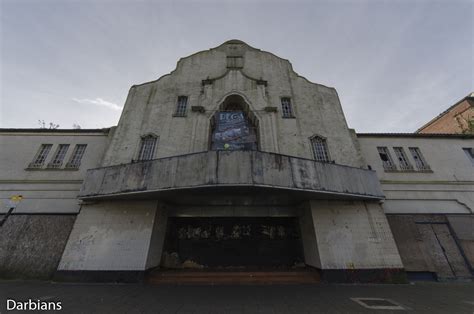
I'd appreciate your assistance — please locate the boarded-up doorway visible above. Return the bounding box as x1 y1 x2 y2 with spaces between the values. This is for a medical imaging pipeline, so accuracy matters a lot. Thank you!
161 217 304 269
417 223 471 279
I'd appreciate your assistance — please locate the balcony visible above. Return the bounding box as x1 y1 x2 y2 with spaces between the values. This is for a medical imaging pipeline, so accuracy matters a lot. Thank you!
78 150 384 204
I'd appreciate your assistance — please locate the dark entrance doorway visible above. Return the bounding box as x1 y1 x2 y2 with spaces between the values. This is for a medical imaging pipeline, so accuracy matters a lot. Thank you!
161 217 304 268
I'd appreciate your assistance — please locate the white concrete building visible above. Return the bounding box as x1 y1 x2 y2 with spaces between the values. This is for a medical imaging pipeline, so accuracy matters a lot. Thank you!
0 40 472 283
0 129 109 278
358 133 474 280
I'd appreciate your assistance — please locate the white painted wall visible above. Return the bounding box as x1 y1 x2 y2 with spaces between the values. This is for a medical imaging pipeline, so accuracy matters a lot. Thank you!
0 130 109 213
358 136 474 214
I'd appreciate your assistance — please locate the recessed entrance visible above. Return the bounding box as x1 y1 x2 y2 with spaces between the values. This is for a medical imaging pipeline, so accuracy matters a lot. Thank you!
160 217 304 269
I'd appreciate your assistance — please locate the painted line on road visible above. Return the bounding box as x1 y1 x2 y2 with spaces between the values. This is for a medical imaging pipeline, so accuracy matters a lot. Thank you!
351 297 406 310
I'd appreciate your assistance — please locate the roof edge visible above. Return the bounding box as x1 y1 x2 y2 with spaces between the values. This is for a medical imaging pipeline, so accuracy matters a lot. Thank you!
356 132 474 138
0 128 112 134
131 39 336 91
416 93 474 133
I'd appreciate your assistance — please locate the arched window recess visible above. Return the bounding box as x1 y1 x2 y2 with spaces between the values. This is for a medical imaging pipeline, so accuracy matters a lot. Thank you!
210 94 259 151
310 135 331 163
136 133 159 162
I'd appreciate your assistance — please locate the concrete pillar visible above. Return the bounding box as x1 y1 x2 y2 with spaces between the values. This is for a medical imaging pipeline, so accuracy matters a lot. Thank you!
145 203 168 269
308 200 406 283
56 200 161 282
299 204 321 268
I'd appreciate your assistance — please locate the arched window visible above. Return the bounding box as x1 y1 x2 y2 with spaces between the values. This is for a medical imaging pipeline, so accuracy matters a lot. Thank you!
311 136 330 162
211 95 258 151
137 134 158 161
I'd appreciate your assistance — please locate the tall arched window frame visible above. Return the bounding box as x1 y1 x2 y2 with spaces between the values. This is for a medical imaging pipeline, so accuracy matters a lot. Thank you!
310 135 330 162
210 94 259 151
137 134 158 161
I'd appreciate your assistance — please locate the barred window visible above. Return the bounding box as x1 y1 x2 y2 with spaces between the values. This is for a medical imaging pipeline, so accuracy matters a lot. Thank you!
175 96 188 117
48 144 70 168
409 147 430 171
138 135 158 161
311 136 330 162
393 147 413 170
281 97 293 118
29 144 53 168
66 144 87 169
377 147 397 171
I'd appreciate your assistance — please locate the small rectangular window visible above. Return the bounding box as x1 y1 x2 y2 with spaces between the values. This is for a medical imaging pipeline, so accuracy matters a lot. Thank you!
409 147 431 171
48 144 70 168
311 136 330 162
281 97 294 118
463 147 474 166
28 144 53 168
174 96 188 117
66 144 87 169
393 147 413 170
138 136 158 161
377 147 397 171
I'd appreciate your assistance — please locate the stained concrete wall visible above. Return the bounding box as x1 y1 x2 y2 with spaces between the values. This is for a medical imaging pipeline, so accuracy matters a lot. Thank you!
79 150 383 200
387 214 473 279
58 200 160 271
101 40 364 168
170 205 297 217
309 200 403 270
0 214 76 279
447 215 474 269
57 202 303 273
387 215 438 273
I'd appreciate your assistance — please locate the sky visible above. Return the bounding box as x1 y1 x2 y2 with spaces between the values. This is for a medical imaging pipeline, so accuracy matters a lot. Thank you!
0 0 472 132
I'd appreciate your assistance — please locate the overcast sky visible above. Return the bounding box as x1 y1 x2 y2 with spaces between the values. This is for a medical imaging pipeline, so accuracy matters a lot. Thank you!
1 0 472 132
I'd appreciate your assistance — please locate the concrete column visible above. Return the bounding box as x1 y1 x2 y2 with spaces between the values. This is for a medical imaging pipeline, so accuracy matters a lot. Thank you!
145 203 168 269
299 203 321 268
56 200 160 282
309 200 406 283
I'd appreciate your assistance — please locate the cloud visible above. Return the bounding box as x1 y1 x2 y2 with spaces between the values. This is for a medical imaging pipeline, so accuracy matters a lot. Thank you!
72 97 122 111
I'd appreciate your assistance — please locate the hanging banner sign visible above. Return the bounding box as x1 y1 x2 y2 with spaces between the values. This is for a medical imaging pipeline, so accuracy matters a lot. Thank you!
212 111 257 150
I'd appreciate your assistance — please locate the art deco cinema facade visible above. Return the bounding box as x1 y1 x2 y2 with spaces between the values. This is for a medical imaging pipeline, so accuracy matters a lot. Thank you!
1 40 473 283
